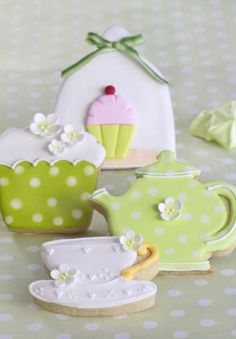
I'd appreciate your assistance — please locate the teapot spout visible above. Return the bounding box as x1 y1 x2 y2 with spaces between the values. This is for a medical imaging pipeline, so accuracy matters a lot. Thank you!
90 188 116 211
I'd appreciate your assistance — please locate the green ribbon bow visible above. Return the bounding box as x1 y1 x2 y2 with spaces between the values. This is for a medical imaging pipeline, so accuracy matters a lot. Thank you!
61 32 168 84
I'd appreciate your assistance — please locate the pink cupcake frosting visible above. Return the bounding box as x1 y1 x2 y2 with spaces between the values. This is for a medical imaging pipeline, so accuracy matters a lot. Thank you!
86 86 136 125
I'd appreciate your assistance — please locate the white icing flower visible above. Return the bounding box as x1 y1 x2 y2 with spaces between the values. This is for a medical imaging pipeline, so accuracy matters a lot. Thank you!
119 230 143 252
50 264 78 287
158 197 182 221
48 139 65 155
30 113 60 137
61 124 84 145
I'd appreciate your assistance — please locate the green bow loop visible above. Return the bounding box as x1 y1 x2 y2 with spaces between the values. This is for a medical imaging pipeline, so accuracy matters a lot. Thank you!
62 32 168 84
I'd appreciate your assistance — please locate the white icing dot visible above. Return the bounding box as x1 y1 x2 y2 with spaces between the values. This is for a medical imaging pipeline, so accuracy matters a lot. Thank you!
47 197 58 207
131 191 141 198
27 264 41 271
0 314 13 321
72 209 83 219
214 205 224 213
53 217 63 226
178 194 187 202
114 333 130 339
147 188 158 196
200 319 215 327
0 178 9 186
131 211 142 219
170 309 186 317
0 293 13 300
198 298 212 306
142 321 158 329
178 235 187 243
10 199 23 209
221 269 235 276
228 308 236 316
191 250 199 258
221 158 235 165
113 314 127 320
155 227 165 235
85 322 100 330
4 216 13 224
224 288 236 295
183 213 192 220
27 246 40 252
0 335 12 339
66 176 77 186
56 334 72 339
84 166 94 175
50 167 59 176
172 330 188 338
168 289 182 297
0 274 13 281
0 237 12 243
0 255 13 262
194 279 209 286
166 247 175 255
200 215 210 223
30 177 41 187
56 315 70 320
15 165 24 174
80 192 90 201
32 213 43 223
26 323 42 331
111 202 121 209
231 329 236 337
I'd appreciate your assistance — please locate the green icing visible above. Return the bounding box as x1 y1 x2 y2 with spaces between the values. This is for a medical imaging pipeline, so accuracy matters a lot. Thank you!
92 151 236 271
0 160 97 232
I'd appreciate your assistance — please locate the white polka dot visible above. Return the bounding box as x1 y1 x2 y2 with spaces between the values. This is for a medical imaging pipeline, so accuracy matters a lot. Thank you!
178 194 187 202
56 334 71 339
26 323 42 331
0 335 13 339
4 216 13 225
50 167 59 176
166 247 175 255
56 314 70 320
214 205 224 213
221 158 235 165
81 192 90 201
203 189 213 197
168 289 182 297
182 213 192 220
72 209 83 219
231 329 236 337
188 180 197 188
0 293 13 300
27 303 39 310
111 202 121 209
85 322 100 330
194 279 208 286
200 215 210 223
173 331 188 338
84 166 94 175
170 309 186 317
0 274 13 281
10 199 23 209
200 319 215 327
0 314 13 322
30 177 41 187
221 268 235 276
131 211 142 219
27 264 41 271
191 250 199 257
15 165 24 174
53 217 63 226
0 255 13 262
66 176 77 186
0 237 12 243
224 288 236 295
131 191 141 198
198 298 212 306
32 213 43 223
155 227 165 235
178 235 187 243
227 308 236 316
113 314 127 320
0 178 9 186
114 333 130 339
27 246 40 252
47 197 58 207
148 188 158 196
142 321 158 329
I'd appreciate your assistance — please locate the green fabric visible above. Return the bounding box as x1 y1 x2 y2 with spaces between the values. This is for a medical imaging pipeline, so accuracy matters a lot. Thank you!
191 101 236 150
61 32 168 84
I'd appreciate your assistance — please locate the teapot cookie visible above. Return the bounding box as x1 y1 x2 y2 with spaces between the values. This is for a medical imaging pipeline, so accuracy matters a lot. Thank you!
91 151 236 272
29 231 159 316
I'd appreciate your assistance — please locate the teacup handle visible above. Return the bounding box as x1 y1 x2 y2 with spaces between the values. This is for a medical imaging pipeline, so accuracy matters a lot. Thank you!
204 181 236 252
120 242 159 280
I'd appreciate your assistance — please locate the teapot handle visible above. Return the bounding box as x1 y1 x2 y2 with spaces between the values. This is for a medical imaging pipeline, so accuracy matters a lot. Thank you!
120 242 159 280
203 181 236 253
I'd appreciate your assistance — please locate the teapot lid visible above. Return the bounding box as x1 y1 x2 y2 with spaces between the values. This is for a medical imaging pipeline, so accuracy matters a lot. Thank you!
135 151 201 178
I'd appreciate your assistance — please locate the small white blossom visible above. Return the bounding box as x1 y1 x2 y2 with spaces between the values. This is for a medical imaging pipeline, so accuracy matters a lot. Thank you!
158 197 182 221
48 139 65 155
119 230 143 252
30 113 60 137
50 264 78 287
61 124 84 145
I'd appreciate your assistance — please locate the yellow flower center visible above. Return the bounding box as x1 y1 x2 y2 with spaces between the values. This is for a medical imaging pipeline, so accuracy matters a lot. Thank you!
39 121 51 133
68 131 78 141
59 272 69 281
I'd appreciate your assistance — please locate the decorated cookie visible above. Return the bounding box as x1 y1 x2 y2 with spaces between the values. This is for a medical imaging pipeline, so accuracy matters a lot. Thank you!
91 151 236 272
86 85 136 159
0 113 105 233
54 25 175 168
29 231 159 316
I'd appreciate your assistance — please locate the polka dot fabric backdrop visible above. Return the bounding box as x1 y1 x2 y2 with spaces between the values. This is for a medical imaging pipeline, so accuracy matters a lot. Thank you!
0 0 236 338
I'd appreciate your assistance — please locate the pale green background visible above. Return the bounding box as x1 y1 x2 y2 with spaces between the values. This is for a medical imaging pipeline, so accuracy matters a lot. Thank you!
0 0 236 338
